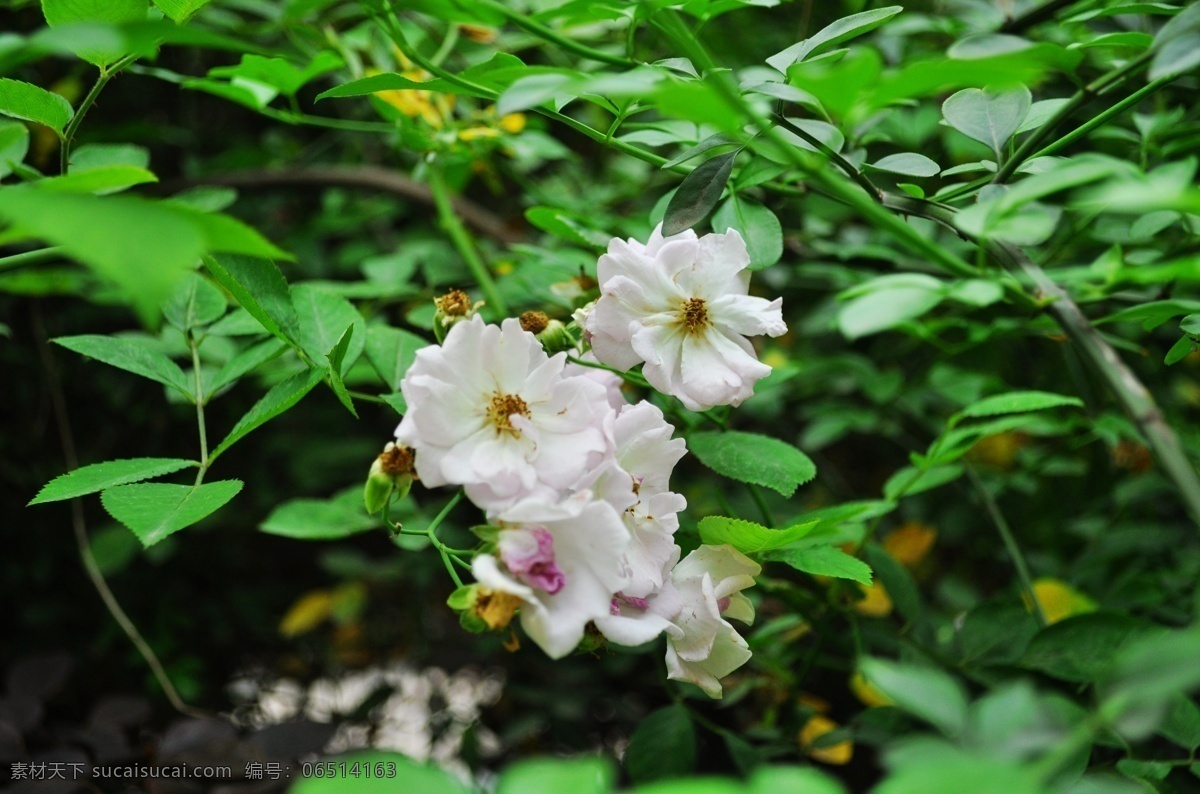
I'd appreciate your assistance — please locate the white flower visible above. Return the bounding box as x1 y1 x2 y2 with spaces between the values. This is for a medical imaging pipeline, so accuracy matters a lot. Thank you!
395 315 610 515
562 350 627 411
583 225 787 412
574 401 688 598
471 493 631 659
597 543 761 699
665 545 760 699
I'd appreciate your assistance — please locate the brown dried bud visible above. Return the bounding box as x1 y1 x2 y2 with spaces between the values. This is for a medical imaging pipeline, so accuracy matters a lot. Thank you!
435 289 473 318
519 310 551 335
377 442 415 478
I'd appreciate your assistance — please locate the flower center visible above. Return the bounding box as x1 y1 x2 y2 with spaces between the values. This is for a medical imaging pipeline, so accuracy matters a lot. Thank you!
679 297 709 334
486 392 530 436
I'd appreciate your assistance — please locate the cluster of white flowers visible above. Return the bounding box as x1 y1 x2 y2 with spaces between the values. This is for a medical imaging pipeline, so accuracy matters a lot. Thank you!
392 225 785 698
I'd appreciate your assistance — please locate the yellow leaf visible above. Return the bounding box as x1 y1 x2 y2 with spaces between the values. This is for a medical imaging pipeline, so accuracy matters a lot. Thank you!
798 715 853 765
1028 578 1097 625
279 589 333 637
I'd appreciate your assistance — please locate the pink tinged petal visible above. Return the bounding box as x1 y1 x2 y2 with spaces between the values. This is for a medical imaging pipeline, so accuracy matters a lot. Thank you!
723 592 756 625
708 294 787 338
499 527 566 595
472 554 536 601
681 328 773 410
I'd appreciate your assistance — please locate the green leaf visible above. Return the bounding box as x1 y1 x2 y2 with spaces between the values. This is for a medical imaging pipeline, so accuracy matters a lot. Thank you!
837 274 946 339
1151 3 1200 79
496 758 614 794
292 283 365 376
767 6 904 71
883 465 964 501
0 121 30 179
210 367 325 461
260 497 376 540
1104 627 1200 706
663 133 737 169
290 751 468 794
38 165 158 195
41 0 146 65
958 391 1083 419
151 0 210 21
101 479 243 547
163 272 226 332
365 325 427 392
867 153 941 178
698 516 819 554
773 545 872 584
859 658 969 737
325 323 358 418
689 431 816 498
863 543 921 623
957 601 1039 666
1160 696 1200 752
54 334 192 399
942 86 1031 156
662 152 735 236
748 766 845 794
203 254 301 348
1021 612 1146 682
0 78 73 137
29 458 196 505
206 338 285 397
0 189 202 322
712 195 782 270
625 705 695 783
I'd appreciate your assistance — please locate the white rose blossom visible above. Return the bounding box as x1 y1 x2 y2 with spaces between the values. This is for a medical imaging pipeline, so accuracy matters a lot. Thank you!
395 315 610 515
597 544 760 699
471 492 631 659
583 225 787 412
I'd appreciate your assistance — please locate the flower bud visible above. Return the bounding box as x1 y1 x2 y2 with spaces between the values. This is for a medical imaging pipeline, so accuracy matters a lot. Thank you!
519 311 574 354
364 442 416 515
433 289 483 343
447 584 521 633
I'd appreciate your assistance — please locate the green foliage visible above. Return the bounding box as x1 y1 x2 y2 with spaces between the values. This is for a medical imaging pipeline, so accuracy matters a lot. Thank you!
10 0 1200 790
625 705 696 784
688 431 815 497
29 458 197 504
101 479 243 547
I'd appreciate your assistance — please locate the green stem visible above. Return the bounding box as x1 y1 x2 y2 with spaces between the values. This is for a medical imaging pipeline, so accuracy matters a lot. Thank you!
348 390 391 404
429 23 460 67
966 466 1046 627
428 165 508 319
258 107 398 134
471 0 635 67
991 52 1152 184
426 490 466 588
1030 71 1181 161
190 338 209 487
747 484 775 527
895 196 1200 529
999 0 1080 32
773 115 880 200
566 354 650 388
0 247 64 272
59 53 139 174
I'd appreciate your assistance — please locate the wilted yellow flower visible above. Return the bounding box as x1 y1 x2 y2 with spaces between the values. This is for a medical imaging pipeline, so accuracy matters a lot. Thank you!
1028 578 1097 625
855 581 893 617
475 588 523 630
968 431 1027 470
883 521 937 568
369 67 452 127
798 715 853 765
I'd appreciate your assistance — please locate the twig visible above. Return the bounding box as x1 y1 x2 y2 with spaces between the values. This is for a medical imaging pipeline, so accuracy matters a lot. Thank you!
427 164 508 318
966 466 1047 627
32 304 208 719
169 166 523 244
